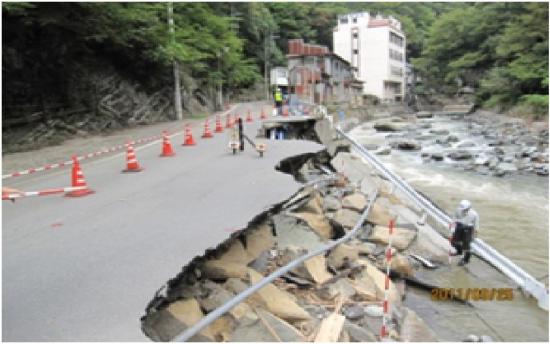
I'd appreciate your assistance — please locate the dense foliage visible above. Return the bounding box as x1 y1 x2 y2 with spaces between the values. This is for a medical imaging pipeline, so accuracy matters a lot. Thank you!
2 2 548 117
413 2 548 115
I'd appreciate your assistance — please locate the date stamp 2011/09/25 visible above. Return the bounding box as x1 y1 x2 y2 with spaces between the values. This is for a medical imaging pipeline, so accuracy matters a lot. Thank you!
431 288 513 301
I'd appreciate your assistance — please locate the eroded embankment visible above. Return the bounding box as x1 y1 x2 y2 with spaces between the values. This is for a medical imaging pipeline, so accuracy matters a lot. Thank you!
140 117 466 342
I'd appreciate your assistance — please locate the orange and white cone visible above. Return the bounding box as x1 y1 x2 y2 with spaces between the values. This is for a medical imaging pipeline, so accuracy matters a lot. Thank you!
182 124 196 146
226 113 234 129
122 142 143 172
282 105 289 117
215 115 224 133
65 156 94 197
202 119 213 138
160 131 175 157
246 109 253 122
260 108 267 120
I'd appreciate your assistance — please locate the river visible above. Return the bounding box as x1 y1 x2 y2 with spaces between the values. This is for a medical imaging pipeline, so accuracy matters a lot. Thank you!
349 114 548 341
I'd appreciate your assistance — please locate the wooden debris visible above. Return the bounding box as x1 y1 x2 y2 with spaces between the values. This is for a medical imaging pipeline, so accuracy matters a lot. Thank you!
314 313 346 342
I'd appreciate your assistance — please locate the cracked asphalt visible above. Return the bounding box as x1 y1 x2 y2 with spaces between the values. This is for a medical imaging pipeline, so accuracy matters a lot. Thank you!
2 101 324 341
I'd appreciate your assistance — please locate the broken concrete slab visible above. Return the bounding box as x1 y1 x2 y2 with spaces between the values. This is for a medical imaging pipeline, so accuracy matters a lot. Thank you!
342 193 368 212
333 208 361 229
388 253 414 277
390 203 452 262
356 259 401 306
208 315 235 341
328 243 360 269
256 309 306 341
399 307 439 342
219 240 255 265
343 304 365 320
166 298 214 340
367 200 396 226
344 321 377 342
319 278 356 300
197 280 252 321
331 152 377 184
291 212 333 240
224 278 249 295
247 268 311 321
142 308 212 342
350 278 378 301
323 195 342 212
304 255 333 284
291 192 333 240
245 223 276 258
273 214 325 252
368 225 416 250
202 259 248 280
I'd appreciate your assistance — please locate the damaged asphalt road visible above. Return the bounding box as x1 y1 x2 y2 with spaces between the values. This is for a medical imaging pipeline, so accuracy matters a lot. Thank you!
2 102 324 341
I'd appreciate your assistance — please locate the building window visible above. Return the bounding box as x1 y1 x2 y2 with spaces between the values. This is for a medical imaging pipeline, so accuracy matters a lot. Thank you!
389 32 404 47
340 17 348 24
353 49 358 55
391 66 403 77
352 32 358 38
352 17 357 23
389 49 403 62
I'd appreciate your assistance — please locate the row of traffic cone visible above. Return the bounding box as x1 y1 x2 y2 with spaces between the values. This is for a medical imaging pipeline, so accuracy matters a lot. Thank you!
65 108 269 197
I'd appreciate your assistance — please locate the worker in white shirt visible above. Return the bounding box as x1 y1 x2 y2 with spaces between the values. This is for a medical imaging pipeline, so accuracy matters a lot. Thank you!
450 200 480 266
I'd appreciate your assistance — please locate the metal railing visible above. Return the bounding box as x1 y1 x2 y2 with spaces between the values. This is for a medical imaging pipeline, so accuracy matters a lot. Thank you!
172 186 378 341
335 126 549 311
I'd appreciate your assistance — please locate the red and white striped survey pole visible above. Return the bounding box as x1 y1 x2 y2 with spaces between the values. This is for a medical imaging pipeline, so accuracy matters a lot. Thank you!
380 219 395 340
2 186 87 201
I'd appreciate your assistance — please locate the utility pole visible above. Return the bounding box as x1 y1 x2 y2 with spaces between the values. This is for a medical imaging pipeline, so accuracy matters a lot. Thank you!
264 31 279 102
167 2 183 120
264 30 269 102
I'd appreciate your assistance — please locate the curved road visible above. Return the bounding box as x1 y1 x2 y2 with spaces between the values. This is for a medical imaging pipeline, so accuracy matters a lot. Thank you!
2 102 324 341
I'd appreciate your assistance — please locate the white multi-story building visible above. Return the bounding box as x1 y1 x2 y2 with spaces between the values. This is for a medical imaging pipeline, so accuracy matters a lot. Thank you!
333 12 406 102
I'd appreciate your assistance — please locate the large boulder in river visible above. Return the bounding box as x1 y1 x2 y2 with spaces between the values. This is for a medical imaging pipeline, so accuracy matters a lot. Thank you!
391 139 422 151
447 150 473 161
415 111 433 119
429 128 450 135
373 121 409 132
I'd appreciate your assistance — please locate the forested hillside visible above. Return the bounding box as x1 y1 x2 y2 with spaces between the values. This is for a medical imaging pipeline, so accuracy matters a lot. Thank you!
2 2 548 151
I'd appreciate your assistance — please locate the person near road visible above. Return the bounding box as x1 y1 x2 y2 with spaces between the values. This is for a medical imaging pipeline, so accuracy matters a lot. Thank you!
450 200 480 266
237 117 244 151
274 88 283 116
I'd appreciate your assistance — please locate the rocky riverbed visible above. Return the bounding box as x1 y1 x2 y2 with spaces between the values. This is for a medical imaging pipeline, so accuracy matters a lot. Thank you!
359 110 549 177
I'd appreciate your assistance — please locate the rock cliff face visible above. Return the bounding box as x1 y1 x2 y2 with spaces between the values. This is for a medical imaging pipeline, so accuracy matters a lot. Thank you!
2 68 218 154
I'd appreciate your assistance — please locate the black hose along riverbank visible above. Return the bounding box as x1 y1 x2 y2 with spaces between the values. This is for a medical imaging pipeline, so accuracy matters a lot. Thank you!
140 117 540 342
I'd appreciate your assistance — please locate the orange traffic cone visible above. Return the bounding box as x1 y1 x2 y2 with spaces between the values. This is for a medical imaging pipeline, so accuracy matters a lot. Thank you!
246 109 253 122
283 105 289 117
226 113 233 128
202 119 213 138
260 108 267 120
122 142 143 172
182 124 196 146
215 115 224 133
65 156 94 197
160 131 175 157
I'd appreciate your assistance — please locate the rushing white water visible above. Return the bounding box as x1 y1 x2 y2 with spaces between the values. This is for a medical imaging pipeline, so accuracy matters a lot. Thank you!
349 116 549 341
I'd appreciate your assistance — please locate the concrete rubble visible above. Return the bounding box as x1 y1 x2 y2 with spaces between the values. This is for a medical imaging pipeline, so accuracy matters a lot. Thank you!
141 117 457 342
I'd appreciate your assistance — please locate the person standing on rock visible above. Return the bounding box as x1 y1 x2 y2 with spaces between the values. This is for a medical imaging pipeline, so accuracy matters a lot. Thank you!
450 200 479 266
